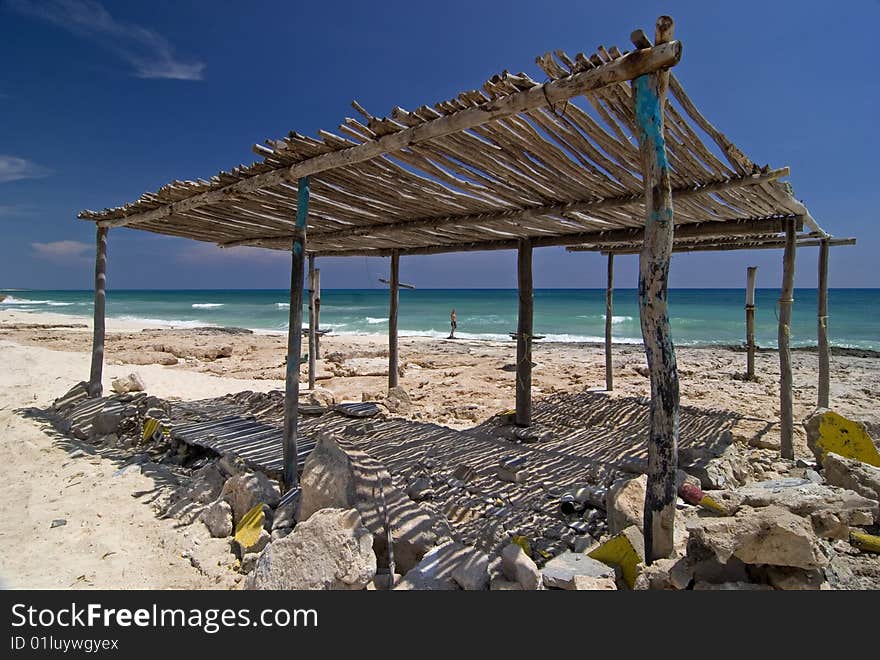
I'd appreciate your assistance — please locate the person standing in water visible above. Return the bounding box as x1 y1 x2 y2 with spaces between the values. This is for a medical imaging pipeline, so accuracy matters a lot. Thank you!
448 308 457 339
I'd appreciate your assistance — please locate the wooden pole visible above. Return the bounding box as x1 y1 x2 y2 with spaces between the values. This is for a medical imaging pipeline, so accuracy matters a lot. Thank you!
817 238 830 408
314 267 322 360
745 266 757 380
388 250 400 390
88 226 108 397
283 177 310 491
778 218 797 460
631 16 679 562
605 253 614 391
308 254 317 390
515 238 534 426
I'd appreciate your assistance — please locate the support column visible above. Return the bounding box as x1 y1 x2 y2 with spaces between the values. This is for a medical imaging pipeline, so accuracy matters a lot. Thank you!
515 238 533 427
631 16 679 562
88 226 108 397
605 253 614 391
283 176 310 491
745 266 757 380
817 239 830 408
778 218 797 460
308 254 317 390
388 250 400 390
314 266 322 360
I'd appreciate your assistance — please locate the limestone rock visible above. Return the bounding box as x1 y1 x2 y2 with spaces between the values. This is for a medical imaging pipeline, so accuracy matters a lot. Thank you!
93 409 123 436
221 471 281 526
394 542 466 590
501 543 541 590
823 452 880 502
633 556 692 590
385 386 411 414
606 474 646 534
451 547 490 591
693 581 773 590
199 499 233 538
764 566 827 590
572 575 617 590
111 373 145 394
542 551 615 590
249 508 375 590
406 477 434 502
307 387 336 407
298 433 357 520
687 505 827 569
490 577 523 590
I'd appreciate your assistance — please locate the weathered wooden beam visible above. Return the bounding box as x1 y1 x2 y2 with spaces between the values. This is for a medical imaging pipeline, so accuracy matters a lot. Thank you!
605 253 614 391
314 266 322 360
633 16 679 562
817 238 830 408
93 41 682 230
598 233 855 256
778 217 797 460
309 217 801 258
283 177 310 491
88 226 108 397
515 239 534 426
388 250 400 390
308 254 317 390
745 266 757 380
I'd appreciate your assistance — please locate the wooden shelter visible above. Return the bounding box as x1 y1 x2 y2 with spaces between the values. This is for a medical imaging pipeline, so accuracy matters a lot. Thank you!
76 17 851 560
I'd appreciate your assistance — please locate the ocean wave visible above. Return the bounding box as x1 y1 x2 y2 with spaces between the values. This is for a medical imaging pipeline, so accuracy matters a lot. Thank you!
191 303 224 309
1 296 55 305
275 302 290 309
46 301 75 306
577 314 633 324
114 315 212 329
365 317 387 324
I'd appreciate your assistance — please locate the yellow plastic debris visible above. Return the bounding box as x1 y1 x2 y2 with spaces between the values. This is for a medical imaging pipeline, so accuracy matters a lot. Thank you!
511 535 532 558
234 503 265 551
850 530 880 554
699 494 728 515
588 526 645 589
813 411 880 467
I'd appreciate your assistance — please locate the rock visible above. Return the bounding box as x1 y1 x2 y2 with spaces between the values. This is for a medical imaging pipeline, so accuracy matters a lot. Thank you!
307 387 335 407
385 386 411 414
299 433 445 573
542 551 615 590
111 373 145 394
679 442 750 490
572 575 617 590
217 452 248 478
394 542 469 590
687 505 827 569
406 477 434 502
199 499 233 538
720 478 878 538
633 557 692 590
823 452 880 502
490 577 523 590
693 582 773 591
764 566 827 590
221 471 281 526
249 508 375 590
93 409 123 436
587 526 646 589
450 547 490 591
606 474 646 534
239 552 260 574
804 409 880 467
501 543 541 590
236 527 271 557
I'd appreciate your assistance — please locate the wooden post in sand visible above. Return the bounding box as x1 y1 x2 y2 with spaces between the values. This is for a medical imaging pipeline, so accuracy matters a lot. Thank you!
314 266 322 360
778 218 797 460
88 226 108 397
283 177 309 491
308 254 317 390
388 250 400 390
605 253 614 391
516 238 534 426
745 266 757 380
817 239 830 408
631 17 679 562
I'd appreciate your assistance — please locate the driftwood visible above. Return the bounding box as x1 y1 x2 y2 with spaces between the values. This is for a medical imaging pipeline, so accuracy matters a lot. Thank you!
515 239 533 426
817 238 830 408
632 16 679 562
605 254 614 391
745 266 757 380
308 254 317 390
778 218 797 460
88 226 108 397
388 251 400 389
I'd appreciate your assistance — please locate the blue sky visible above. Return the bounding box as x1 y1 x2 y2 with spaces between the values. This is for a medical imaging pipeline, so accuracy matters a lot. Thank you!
1 0 877 290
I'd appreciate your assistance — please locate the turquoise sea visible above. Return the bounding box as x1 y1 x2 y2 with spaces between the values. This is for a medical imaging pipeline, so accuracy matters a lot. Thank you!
1 288 878 351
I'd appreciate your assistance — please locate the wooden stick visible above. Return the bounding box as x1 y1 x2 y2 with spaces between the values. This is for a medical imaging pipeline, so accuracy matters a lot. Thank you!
746 266 757 380
283 177 310 491
314 267 321 360
88 226 108 397
308 254 317 390
605 253 614 391
515 238 533 426
388 250 400 390
95 42 682 230
778 217 797 460
817 238 830 408
633 16 678 562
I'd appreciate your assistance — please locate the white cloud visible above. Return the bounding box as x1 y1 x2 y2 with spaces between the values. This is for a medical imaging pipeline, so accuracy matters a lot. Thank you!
0 155 50 183
8 0 205 80
32 240 92 262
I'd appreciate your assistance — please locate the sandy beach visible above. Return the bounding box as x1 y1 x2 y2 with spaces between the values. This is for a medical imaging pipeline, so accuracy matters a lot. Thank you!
2 307 879 589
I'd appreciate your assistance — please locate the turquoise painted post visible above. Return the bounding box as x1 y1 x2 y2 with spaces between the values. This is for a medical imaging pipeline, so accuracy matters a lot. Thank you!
283 176 310 491
631 16 679 563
